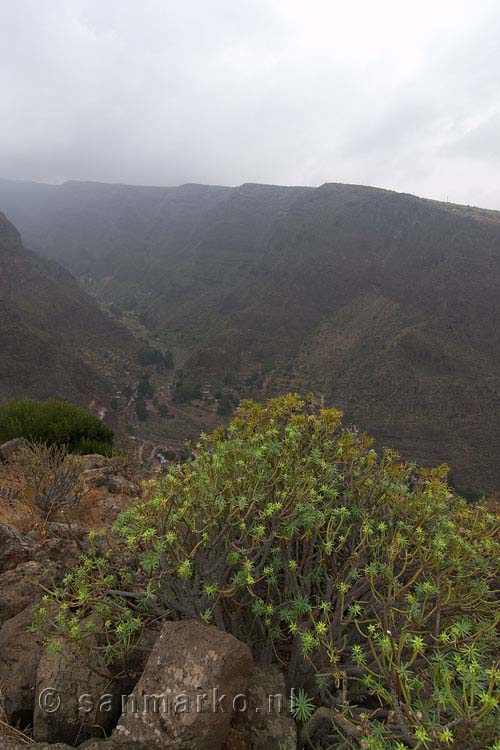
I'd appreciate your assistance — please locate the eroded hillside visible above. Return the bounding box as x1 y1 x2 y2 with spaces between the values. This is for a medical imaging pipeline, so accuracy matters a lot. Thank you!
0 211 137 410
2 180 500 491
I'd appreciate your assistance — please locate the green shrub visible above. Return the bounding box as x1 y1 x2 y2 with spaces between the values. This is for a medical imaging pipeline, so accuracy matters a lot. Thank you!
135 398 148 422
457 486 486 503
222 371 237 386
76 439 113 458
216 394 234 416
157 403 169 418
137 378 154 399
0 399 113 455
36 395 500 748
138 347 174 370
171 380 202 404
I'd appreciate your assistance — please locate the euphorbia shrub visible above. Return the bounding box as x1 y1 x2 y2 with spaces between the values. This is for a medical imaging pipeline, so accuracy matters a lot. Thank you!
36 395 500 748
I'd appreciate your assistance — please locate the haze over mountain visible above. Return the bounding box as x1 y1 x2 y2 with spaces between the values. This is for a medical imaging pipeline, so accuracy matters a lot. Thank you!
3 1 500 209
1 178 500 492
0 207 136 408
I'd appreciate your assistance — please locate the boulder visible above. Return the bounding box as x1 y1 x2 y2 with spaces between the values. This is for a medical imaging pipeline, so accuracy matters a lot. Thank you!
78 455 108 471
81 469 137 496
81 467 108 487
231 665 297 749
0 524 32 574
0 605 44 730
24 534 82 570
33 618 122 745
97 493 127 517
31 617 151 746
0 560 57 625
115 619 253 750
0 438 28 463
101 475 137 496
47 521 87 542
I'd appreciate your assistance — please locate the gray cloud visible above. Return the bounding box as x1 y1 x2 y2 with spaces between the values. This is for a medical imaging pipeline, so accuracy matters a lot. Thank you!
1 0 500 207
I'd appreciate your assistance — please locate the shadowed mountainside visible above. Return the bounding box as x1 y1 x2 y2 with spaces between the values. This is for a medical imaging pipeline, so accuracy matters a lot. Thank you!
0 210 137 408
1 179 500 490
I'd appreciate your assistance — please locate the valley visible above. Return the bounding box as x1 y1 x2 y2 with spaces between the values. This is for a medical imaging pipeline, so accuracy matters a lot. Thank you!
1 179 500 493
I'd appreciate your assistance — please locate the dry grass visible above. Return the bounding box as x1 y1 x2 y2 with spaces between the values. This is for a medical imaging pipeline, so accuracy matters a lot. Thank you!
57 485 134 532
0 464 37 534
0 719 33 745
0 678 32 744
0 461 135 538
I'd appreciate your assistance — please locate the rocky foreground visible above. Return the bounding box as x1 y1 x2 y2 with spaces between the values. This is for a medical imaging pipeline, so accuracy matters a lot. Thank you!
0 444 296 749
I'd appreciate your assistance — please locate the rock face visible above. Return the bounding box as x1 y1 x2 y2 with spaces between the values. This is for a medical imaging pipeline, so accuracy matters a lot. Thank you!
0 605 44 729
33 619 121 745
81 468 138 497
0 522 89 735
32 616 154 746
231 665 296 750
115 620 253 750
0 524 81 582
78 454 109 472
0 524 32 574
102 476 137 496
0 560 58 626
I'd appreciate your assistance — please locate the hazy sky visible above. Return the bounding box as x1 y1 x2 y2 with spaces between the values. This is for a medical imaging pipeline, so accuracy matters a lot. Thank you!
1 0 500 207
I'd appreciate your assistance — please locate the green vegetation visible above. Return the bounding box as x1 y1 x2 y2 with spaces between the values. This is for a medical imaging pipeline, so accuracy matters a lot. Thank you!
135 398 148 422
222 371 237 386
244 370 264 390
456 487 486 503
137 377 154 399
36 395 500 748
0 399 113 455
216 393 234 416
171 376 202 404
157 403 170 418
138 347 174 370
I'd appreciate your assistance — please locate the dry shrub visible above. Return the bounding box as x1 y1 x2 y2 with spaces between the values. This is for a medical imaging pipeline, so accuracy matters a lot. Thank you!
0 442 88 536
107 447 144 482
17 442 86 520
0 443 137 537
0 462 38 534
0 720 32 745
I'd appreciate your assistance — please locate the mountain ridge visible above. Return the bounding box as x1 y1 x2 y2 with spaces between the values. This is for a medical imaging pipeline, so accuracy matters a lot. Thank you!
1 179 500 491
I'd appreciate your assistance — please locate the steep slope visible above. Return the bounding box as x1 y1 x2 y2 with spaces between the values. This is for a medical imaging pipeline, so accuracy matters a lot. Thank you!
2 179 500 491
0 180 309 338
0 212 136 407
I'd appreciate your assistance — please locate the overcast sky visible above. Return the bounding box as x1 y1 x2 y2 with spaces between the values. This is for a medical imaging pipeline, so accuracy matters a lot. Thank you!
1 0 500 207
